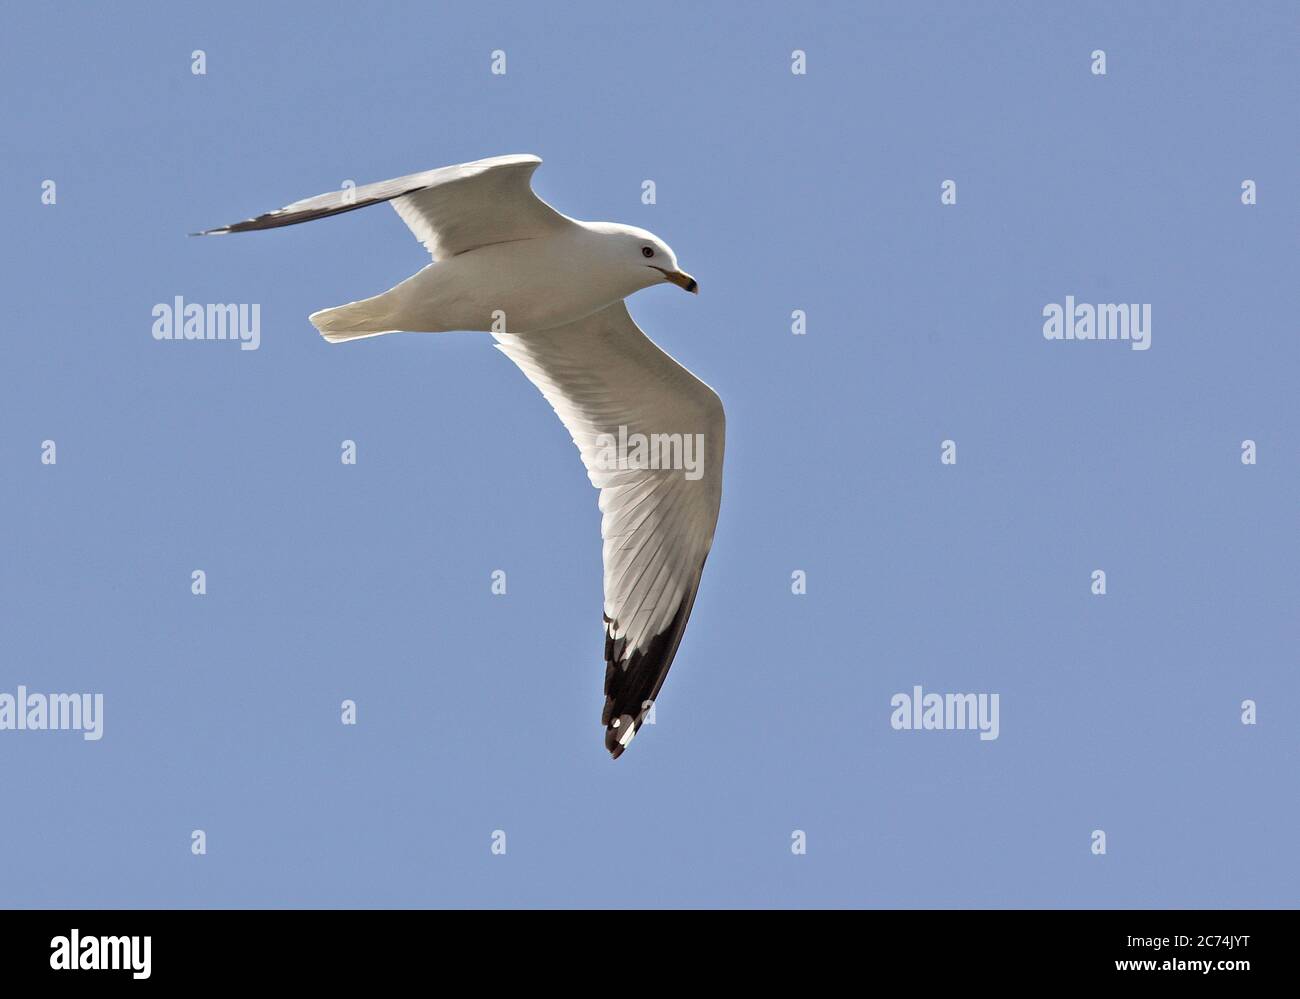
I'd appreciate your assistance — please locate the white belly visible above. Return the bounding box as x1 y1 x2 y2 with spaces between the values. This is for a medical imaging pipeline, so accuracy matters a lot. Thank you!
383 234 626 334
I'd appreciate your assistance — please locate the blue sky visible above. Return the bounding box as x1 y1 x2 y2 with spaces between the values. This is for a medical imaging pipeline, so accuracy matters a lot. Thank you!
1 1 1296 907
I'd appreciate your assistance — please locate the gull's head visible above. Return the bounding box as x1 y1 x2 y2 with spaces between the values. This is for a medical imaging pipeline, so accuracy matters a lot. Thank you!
593 223 698 296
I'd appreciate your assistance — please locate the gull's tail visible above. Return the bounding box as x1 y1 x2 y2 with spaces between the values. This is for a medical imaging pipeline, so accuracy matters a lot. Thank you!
309 296 400 344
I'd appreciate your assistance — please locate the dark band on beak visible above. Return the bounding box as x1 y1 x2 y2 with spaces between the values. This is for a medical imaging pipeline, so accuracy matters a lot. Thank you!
650 266 699 294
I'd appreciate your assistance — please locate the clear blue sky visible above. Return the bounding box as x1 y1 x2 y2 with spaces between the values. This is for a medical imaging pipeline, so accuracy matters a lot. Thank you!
1 1 1295 907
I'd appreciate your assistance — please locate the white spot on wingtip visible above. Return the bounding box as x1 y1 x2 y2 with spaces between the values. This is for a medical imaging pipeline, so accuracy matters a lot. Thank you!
618 718 636 747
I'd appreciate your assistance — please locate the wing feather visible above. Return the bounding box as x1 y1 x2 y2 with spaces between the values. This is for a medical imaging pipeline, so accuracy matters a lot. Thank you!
493 301 724 757
196 154 574 259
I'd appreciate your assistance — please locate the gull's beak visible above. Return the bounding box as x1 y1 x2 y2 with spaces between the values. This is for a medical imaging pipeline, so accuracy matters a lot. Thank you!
653 266 699 294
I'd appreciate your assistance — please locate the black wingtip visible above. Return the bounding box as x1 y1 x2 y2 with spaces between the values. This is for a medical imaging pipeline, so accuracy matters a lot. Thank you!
599 576 704 760
605 713 637 759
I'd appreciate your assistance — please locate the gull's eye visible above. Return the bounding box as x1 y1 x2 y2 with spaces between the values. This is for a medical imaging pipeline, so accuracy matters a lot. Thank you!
641 246 655 258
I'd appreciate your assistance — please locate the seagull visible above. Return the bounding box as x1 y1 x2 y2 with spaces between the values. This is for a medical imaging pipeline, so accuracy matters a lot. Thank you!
196 155 725 758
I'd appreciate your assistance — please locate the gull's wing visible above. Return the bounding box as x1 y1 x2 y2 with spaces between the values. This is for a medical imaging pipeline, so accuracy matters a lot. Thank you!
195 154 575 259
494 302 725 758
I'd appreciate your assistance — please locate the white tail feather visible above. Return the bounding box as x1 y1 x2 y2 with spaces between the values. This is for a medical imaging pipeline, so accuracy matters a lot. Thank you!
309 297 400 344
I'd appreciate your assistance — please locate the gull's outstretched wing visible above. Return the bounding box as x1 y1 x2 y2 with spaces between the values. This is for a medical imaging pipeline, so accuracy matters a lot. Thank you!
194 154 575 259
494 302 725 758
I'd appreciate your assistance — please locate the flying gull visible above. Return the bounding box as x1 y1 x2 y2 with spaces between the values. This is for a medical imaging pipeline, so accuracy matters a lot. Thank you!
196 155 725 758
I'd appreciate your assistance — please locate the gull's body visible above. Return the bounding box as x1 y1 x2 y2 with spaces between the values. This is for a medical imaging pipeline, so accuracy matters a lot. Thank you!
197 155 723 758
320 222 669 338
